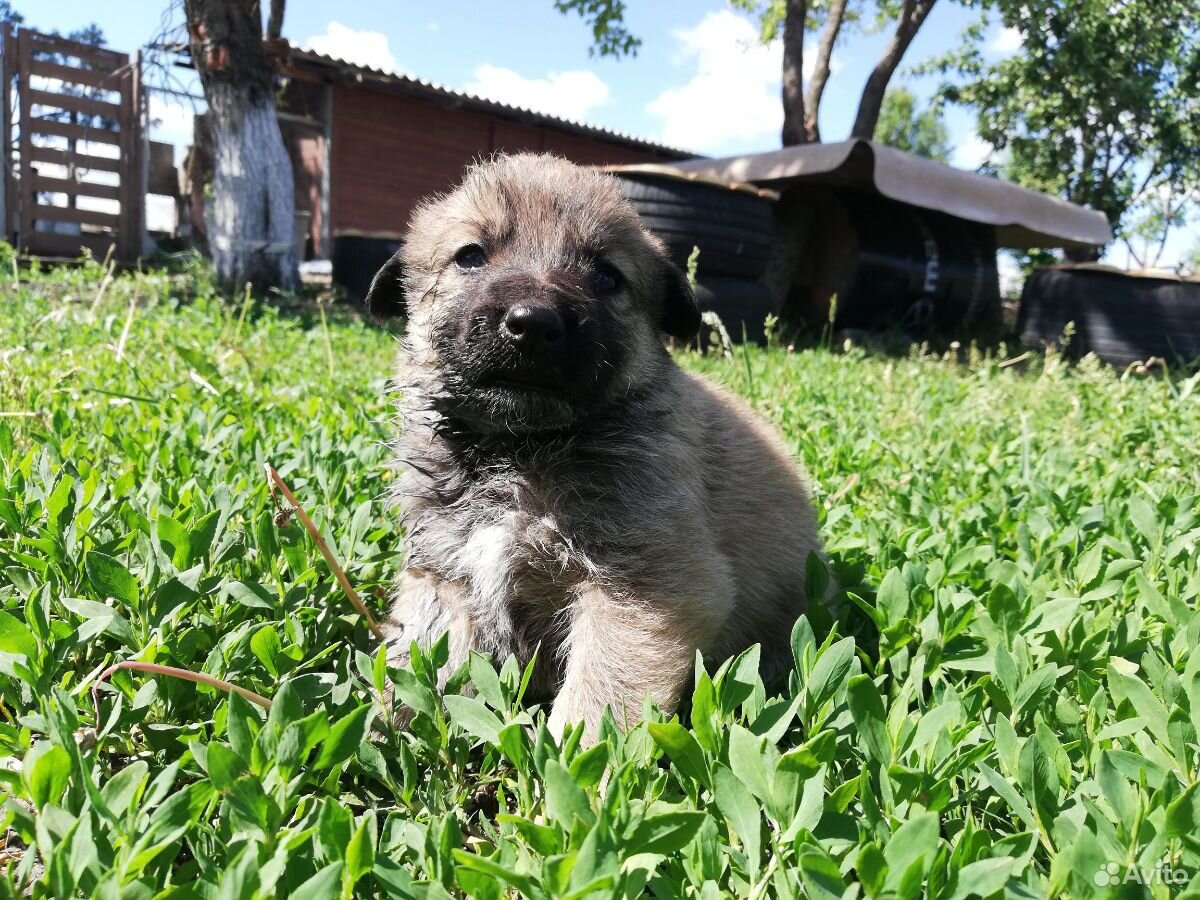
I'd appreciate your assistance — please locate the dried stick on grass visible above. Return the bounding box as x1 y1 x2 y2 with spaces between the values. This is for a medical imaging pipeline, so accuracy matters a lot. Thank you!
92 661 273 715
265 464 386 640
89 255 117 312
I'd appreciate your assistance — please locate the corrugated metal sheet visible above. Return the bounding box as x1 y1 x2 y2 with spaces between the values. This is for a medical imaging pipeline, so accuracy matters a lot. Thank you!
288 46 695 161
672 140 1112 250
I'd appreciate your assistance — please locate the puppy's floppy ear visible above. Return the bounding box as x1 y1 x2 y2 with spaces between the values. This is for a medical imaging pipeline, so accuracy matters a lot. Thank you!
660 261 701 341
364 251 406 318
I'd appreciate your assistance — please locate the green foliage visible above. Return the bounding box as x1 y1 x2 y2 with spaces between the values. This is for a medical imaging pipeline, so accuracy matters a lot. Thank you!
730 0 871 44
3 260 1200 896
553 0 641 57
874 87 951 162
934 0 1200 245
1185 241 1200 275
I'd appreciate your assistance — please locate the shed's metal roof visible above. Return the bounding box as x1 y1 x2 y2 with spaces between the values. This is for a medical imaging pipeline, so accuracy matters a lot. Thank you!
287 46 696 161
671 140 1112 250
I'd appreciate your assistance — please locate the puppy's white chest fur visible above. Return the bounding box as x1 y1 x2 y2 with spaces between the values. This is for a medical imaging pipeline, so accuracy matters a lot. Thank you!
436 504 582 637
449 517 516 601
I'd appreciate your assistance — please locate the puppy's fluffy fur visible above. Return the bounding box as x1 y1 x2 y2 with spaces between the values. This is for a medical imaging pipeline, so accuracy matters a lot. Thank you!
369 154 823 738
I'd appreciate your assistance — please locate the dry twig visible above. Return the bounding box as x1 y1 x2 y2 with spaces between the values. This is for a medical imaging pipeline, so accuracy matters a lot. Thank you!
264 464 386 640
92 660 273 715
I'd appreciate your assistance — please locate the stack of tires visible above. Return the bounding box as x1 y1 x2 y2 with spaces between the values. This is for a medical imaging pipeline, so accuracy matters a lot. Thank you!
333 235 403 311
1018 265 1200 366
613 171 777 344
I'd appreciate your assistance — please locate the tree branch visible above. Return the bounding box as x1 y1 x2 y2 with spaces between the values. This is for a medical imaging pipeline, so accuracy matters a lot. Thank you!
850 0 938 141
266 0 285 41
803 0 849 142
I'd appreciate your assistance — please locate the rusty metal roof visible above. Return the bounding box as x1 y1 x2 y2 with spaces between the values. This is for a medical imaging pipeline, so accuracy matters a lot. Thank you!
286 46 697 161
671 140 1113 250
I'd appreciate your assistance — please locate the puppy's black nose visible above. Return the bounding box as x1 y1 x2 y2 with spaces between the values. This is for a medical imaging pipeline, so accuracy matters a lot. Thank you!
501 304 564 352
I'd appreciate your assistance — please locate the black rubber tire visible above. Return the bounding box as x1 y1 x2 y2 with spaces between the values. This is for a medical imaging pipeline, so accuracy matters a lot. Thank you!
615 174 774 280
333 235 403 308
1018 267 1200 367
692 276 779 345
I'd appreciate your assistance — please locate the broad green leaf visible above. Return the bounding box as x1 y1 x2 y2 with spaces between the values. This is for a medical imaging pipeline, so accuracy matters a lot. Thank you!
883 812 939 897
626 811 706 856
291 862 343 900
542 759 594 829
567 742 609 788
806 637 856 711
23 744 71 809
444 694 503 744
713 765 761 878
85 551 139 606
847 674 890 764
251 625 282 678
313 703 373 770
346 811 377 882
0 610 36 659
648 721 710 788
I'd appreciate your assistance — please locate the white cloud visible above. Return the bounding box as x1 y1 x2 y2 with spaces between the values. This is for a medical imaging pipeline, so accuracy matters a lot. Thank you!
304 22 398 73
997 251 1024 297
647 10 815 156
987 25 1022 56
147 96 196 160
464 65 610 122
952 130 993 170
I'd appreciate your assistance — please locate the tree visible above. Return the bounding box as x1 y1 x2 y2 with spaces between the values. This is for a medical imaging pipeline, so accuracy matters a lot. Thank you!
1121 181 1198 269
734 0 943 145
554 0 641 57
1185 241 1200 275
183 0 296 290
571 0 951 147
935 0 1200 259
874 86 950 161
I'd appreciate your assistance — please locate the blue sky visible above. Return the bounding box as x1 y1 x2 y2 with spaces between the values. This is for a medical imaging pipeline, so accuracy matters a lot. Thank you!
24 0 996 159
19 1 1193 267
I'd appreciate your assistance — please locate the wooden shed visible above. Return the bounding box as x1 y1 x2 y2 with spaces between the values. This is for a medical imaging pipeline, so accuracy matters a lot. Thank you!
272 46 693 298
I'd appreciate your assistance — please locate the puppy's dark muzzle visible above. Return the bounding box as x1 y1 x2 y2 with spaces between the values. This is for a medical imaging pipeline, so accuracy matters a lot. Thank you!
501 304 566 354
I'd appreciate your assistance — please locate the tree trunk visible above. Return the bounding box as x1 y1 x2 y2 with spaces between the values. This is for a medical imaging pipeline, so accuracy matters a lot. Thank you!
850 0 937 141
1064 244 1101 263
781 0 808 146
803 0 849 143
184 0 296 291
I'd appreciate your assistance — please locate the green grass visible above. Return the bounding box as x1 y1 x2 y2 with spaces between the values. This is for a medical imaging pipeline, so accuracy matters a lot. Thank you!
2 257 1199 899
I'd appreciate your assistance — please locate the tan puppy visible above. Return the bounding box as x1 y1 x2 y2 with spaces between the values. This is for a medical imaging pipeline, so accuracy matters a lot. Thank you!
367 154 823 739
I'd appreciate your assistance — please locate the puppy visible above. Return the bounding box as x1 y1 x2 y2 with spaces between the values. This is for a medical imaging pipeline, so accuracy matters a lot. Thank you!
367 154 823 739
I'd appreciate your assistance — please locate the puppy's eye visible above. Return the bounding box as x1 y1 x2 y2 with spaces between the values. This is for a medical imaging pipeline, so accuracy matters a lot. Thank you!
592 261 623 295
454 244 488 270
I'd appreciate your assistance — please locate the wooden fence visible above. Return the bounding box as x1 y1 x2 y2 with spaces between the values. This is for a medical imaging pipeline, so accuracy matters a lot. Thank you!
2 24 144 261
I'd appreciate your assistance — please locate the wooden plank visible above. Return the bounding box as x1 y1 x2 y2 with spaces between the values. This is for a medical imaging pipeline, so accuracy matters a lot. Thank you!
2 22 13 241
16 29 33 252
32 174 121 201
28 145 123 174
118 53 142 261
28 88 122 120
26 116 121 145
147 140 176 196
21 228 118 259
26 31 127 71
29 58 125 91
31 203 120 229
